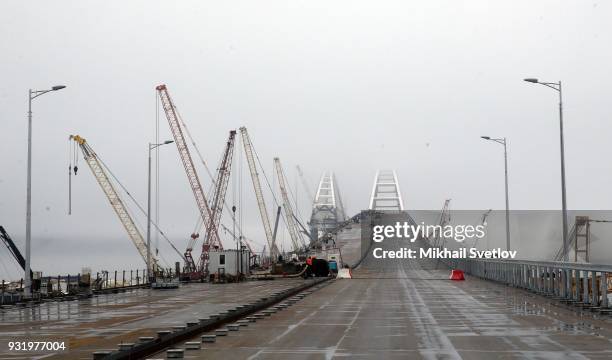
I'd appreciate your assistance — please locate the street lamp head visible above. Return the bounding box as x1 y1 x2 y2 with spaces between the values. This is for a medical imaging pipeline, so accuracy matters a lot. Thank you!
523 78 539 84
163 140 174 145
481 136 491 140
51 85 66 91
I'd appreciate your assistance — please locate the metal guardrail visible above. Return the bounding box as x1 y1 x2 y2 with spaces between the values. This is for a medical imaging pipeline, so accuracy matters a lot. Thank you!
457 258 611 310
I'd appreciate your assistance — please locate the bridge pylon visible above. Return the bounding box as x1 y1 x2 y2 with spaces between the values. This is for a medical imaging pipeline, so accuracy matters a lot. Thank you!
369 170 404 211
309 172 346 242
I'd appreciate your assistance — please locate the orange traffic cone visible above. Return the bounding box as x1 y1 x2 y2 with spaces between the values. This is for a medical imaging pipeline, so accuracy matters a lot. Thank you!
449 269 465 281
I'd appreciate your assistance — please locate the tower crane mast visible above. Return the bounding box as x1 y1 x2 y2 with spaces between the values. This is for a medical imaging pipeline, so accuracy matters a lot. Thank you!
199 130 236 273
69 135 159 270
274 158 306 252
156 84 220 274
239 127 279 261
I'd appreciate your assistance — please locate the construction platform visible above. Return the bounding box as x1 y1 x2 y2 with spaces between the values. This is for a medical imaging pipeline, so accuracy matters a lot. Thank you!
0 279 312 359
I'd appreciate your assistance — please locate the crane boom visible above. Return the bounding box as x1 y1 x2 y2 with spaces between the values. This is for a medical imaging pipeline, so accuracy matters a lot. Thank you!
274 158 305 252
156 84 220 270
0 226 29 274
69 135 158 269
239 127 278 260
296 165 314 205
199 130 236 273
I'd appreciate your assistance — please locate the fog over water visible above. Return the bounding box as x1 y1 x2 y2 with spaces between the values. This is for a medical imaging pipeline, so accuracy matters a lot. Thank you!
1 1 611 277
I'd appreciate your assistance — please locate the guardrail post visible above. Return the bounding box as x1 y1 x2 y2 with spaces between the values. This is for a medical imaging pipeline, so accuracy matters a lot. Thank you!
555 268 560 297
574 270 581 301
508 263 511 284
516 264 520 287
556 268 561 297
551 267 556 296
583 273 589 304
548 267 557 296
564 269 572 300
550 267 554 295
510 264 520 287
601 272 608 308
591 271 598 306
543 266 548 294
525 266 529 289
505 263 509 284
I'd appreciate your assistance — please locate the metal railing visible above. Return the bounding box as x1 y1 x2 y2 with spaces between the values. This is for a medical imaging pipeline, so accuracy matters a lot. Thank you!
1 268 178 305
457 258 611 310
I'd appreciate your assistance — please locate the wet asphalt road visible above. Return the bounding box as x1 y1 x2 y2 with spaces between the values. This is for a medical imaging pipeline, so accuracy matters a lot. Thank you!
157 233 612 359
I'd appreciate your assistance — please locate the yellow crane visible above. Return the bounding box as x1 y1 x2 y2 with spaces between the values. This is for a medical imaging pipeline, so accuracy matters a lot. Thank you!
69 135 159 271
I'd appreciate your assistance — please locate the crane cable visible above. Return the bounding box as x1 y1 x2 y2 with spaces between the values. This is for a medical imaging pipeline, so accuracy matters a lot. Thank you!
250 134 309 246
159 98 260 254
155 92 160 256
165 101 216 242
86 149 184 264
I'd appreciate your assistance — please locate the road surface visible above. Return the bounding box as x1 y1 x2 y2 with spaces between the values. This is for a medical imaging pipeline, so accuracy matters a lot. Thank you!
159 232 612 359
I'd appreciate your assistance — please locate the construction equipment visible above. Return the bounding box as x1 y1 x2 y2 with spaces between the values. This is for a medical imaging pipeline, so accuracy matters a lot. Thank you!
220 223 255 257
156 84 220 277
433 199 451 249
272 206 282 250
274 157 307 252
69 135 159 271
434 199 451 270
239 127 279 261
296 165 314 203
198 130 236 274
553 216 612 262
292 214 314 244
0 226 31 277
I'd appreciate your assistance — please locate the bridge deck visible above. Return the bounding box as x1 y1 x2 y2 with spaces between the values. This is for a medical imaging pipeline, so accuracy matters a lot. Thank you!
0 280 309 359
159 260 612 359
154 226 612 359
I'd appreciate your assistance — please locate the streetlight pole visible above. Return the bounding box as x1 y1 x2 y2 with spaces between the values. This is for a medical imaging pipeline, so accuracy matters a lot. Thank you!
25 85 66 298
523 78 569 261
147 140 173 283
232 205 238 281
481 136 510 251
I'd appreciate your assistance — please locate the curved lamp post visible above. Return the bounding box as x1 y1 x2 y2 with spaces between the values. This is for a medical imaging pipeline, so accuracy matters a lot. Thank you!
25 85 66 298
523 78 568 261
481 136 510 251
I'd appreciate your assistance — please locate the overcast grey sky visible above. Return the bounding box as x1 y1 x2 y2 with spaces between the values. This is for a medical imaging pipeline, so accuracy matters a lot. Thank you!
1 1 611 275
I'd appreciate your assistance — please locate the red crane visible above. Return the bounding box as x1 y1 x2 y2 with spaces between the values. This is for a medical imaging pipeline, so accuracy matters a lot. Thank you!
156 84 220 278
198 130 236 274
